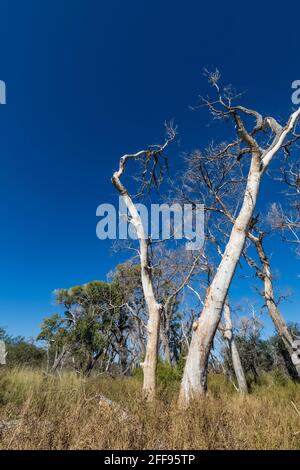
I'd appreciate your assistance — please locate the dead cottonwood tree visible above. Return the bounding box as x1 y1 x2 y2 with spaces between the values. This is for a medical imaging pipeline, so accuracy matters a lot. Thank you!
179 71 300 404
111 125 176 399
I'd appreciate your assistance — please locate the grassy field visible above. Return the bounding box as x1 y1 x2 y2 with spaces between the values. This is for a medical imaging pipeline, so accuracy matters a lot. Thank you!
1 367 300 449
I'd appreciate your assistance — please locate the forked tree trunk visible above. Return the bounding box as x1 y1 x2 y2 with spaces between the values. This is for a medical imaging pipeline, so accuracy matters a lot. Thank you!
223 300 248 393
254 238 300 379
179 108 300 405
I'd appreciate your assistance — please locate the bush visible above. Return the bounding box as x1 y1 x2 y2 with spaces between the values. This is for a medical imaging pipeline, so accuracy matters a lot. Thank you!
6 342 46 368
132 361 181 387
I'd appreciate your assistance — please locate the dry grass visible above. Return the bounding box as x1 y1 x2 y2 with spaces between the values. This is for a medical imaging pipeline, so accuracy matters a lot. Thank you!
1 367 300 449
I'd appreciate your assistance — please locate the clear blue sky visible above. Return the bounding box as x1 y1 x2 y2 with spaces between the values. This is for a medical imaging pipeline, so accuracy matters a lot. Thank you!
0 0 299 338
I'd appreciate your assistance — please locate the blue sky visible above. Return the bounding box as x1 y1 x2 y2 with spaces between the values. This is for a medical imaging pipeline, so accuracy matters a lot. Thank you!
0 0 299 338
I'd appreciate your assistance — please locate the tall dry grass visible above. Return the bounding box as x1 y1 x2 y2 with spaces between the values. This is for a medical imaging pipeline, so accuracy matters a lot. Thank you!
1 367 300 449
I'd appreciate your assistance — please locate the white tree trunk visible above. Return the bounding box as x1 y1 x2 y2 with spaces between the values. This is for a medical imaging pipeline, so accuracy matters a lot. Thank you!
223 300 248 393
179 154 262 403
112 166 161 400
179 108 300 405
111 131 176 398
160 322 172 364
51 346 70 372
0 340 7 365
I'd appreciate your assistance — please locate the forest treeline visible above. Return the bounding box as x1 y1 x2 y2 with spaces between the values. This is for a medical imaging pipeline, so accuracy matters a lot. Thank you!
1 288 300 389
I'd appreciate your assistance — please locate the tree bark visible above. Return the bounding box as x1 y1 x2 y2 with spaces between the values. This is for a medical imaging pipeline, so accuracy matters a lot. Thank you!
160 322 172 365
51 346 69 372
0 340 7 365
223 300 248 393
112 154 163 400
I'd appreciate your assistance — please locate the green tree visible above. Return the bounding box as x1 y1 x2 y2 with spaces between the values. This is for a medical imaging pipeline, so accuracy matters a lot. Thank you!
38 280 127 374
1 326 45 368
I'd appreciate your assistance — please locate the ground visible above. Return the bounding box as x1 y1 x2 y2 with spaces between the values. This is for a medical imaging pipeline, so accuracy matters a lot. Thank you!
1 367 300 450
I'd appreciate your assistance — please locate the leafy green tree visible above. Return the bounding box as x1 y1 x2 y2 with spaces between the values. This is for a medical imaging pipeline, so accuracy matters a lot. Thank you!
1 327 45 368
38 280 128 374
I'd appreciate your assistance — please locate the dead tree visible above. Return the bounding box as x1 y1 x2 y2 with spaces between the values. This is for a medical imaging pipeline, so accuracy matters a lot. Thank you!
204 187 300 380
187 147 300 382
179 71 300 404
111 125 176 399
